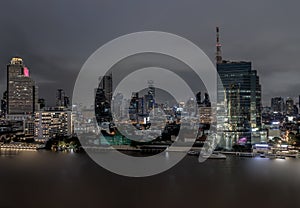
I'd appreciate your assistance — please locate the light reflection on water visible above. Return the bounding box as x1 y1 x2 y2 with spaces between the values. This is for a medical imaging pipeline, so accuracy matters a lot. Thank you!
0 151 300 208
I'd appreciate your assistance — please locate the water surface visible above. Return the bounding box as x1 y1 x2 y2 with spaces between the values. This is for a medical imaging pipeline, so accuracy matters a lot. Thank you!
0 151 299 208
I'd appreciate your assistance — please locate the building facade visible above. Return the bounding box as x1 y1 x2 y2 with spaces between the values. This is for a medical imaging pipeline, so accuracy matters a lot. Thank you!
285 97 294 116
215 28 264 149
271 97 285 113
95 74 113 124
217 61 262 131
35 109 72 140
7 57 38 116
56 89 70 108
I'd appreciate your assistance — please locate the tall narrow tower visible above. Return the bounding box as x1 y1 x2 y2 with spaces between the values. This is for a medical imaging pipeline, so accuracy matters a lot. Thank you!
216 27 222 64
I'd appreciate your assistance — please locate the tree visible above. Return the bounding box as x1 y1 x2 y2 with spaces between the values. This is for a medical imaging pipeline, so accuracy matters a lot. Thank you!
294 133 300 147
288 132 296 145
272 137 282 144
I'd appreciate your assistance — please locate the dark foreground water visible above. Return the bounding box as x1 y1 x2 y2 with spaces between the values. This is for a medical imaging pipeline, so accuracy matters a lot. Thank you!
0 150 300 208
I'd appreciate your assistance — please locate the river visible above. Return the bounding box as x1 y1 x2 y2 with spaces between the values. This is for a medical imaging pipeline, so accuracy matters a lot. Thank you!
0 150 299 208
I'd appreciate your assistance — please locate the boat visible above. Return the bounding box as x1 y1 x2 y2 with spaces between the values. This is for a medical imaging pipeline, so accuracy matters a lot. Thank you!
188 151 226 159
200 152 227 159
266 154 276 159
236 152 255 157
260 153 266 158
275 155 286 159
187 150 200 156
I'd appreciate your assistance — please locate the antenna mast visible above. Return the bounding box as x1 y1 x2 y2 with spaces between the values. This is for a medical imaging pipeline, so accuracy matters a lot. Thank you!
216 27 222 64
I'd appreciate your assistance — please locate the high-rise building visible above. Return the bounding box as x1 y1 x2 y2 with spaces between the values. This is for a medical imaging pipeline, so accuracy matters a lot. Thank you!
198 93 213 125
98 74 113 104
145 80 155 111
95 73 113 124
216 28 263 148
1 91 7 118
112 92 123 119
56 89 65 107
147 80 155 98
6 57 38 116
286 97 294 115
271 97 285 113
293 105 298 116
56 89 70 108
217 61 262 130
64 96 70 108
128 92 151 129
38 98 46 109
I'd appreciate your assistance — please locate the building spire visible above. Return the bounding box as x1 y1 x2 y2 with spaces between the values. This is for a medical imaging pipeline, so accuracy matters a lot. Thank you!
216 27 222 64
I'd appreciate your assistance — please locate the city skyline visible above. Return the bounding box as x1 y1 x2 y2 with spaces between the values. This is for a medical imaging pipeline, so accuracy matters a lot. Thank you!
2 2 300 208
1 0 300 106
1 54 299 109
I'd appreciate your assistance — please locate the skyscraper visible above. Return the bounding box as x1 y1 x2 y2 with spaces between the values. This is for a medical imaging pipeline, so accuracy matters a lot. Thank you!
271 97 285 113
6 57 38 116
216 28 263 148
56 89 65 107
38 98 46 109
217 61 262 130
1 91 7 118
112 92 123 119
198 92 213 125
56 89 70 108
286 97 294 116
95 73 113 124
98 74 113 104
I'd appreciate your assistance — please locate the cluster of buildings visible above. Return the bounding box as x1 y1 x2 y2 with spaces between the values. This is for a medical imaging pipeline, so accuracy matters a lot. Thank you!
215 27 300 150
2 28 299 152
128 81 155 130
262 96 300 142
0 57 72 143
88 27 268 150
270 97 299 117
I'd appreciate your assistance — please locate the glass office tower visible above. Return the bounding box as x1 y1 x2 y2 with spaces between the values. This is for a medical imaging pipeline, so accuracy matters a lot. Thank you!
217 61 262 130
217 61 263 148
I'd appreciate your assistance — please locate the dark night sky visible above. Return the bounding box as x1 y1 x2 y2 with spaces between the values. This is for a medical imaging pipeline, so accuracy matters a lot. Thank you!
1 0 300 106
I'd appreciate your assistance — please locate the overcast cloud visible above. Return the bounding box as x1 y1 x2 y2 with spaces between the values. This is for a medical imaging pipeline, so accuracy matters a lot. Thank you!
1 0 300 106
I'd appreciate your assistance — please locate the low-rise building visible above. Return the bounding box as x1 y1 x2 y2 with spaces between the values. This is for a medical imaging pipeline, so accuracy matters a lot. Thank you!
35 108 72 140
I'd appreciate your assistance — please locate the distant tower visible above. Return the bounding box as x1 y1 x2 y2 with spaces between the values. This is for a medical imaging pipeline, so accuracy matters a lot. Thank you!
56 89 70 108
56 89 65 107
286 97 294 116
95 73 113 123
196 92 202 106
7 57 37 115
64 96 70 108
271 97 284 113
98 73 113 104
216 27 223 64
1 91 7 118
147 80 155 98
145 80 155 110
38 98 46 109
203 93 211 107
